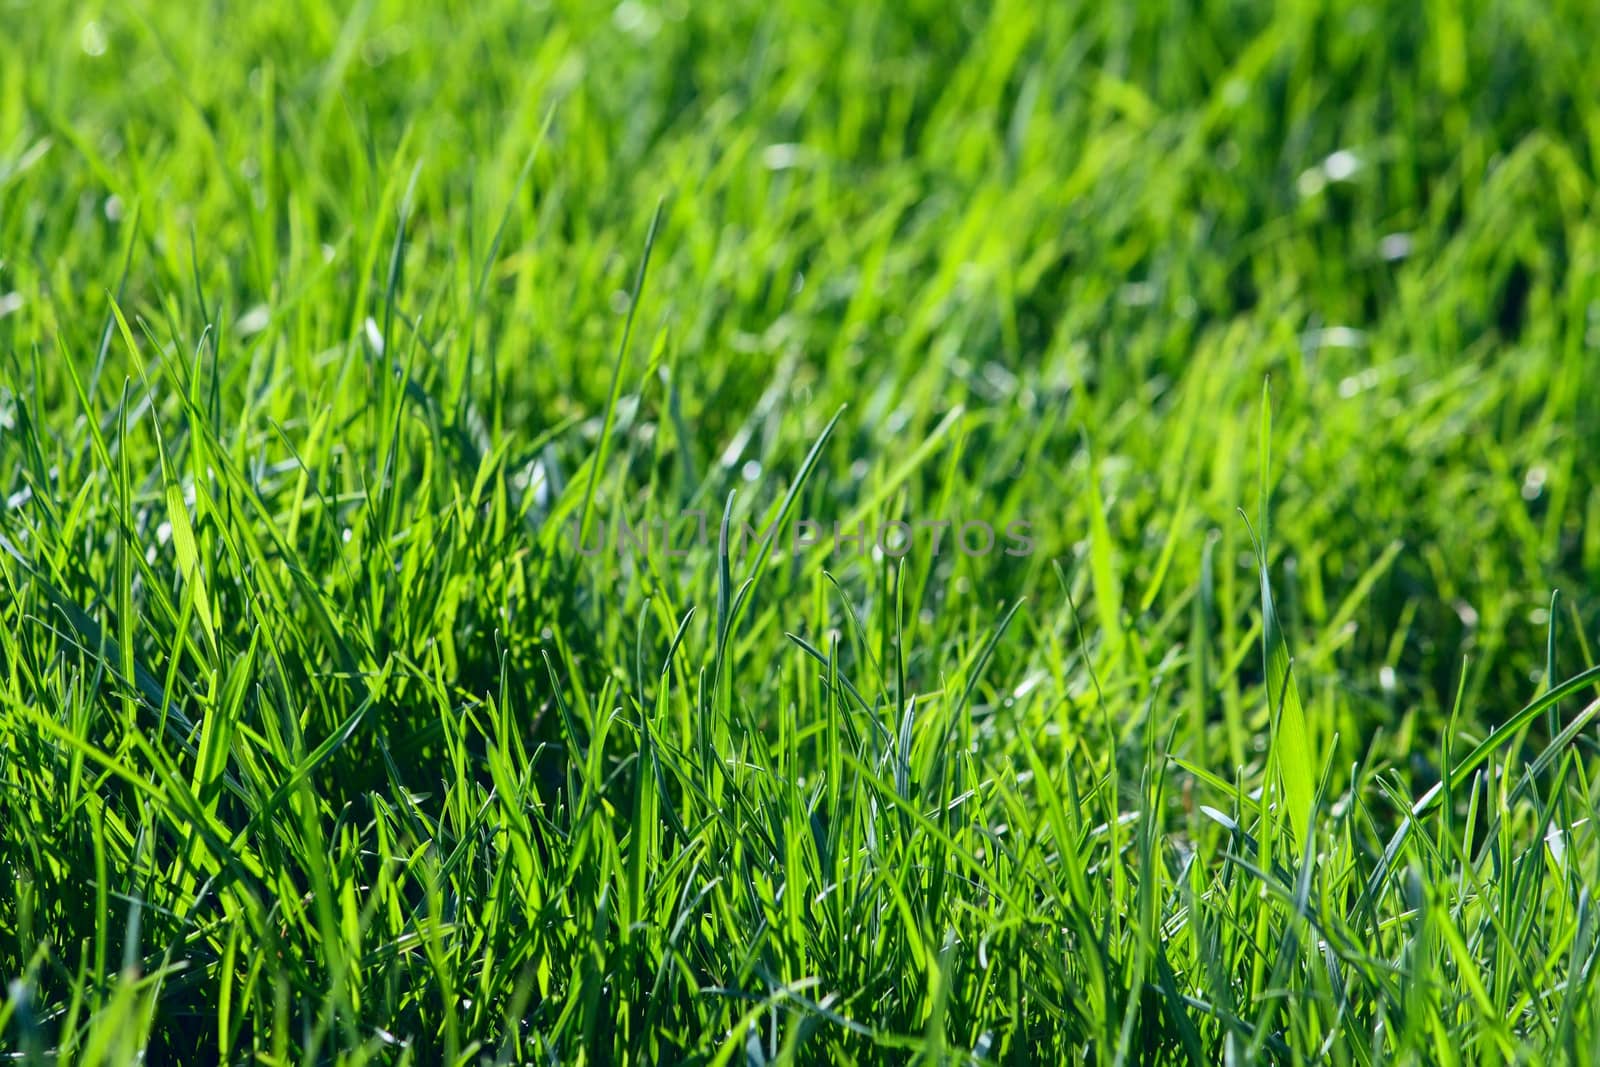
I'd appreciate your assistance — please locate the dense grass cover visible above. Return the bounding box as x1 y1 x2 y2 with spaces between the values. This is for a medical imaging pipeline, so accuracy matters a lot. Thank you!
3 1 1600 1062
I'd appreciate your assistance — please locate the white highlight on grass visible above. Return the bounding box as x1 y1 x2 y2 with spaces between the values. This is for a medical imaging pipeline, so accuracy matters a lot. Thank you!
1323 149 1361 181
237 305 271 337
81 20 107 56
1379 233 1413 261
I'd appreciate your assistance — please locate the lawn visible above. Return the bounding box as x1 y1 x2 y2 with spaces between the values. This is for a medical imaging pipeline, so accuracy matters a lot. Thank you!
2 0 1599 1062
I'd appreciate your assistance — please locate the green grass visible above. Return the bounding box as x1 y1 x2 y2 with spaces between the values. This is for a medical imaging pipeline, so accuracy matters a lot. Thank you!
3 0 1600 1062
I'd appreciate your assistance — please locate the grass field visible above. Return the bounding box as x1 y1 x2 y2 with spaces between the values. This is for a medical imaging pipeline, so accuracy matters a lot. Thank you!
3 1 1600 1062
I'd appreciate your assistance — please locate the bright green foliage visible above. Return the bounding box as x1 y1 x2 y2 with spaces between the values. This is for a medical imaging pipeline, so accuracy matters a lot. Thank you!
2 0 1600 1063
